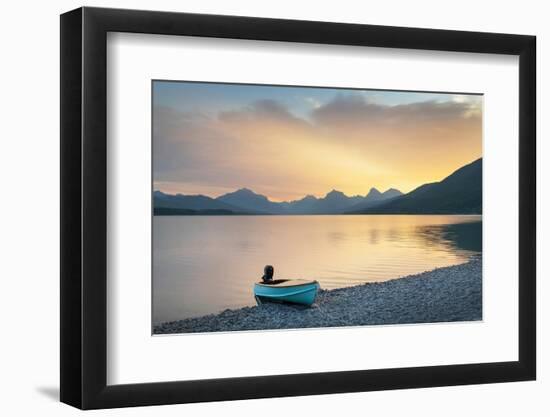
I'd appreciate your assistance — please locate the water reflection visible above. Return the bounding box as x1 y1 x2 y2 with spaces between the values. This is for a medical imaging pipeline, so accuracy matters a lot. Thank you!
369 228 379 245
416 221 482 253
153 215 482 323
327 231 346 244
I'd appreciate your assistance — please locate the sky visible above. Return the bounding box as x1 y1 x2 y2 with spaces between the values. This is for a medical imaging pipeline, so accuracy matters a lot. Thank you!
153 81 482 202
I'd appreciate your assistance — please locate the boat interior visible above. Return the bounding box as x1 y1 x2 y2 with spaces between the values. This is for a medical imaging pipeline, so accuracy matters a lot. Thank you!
258 279 290 285
256 279 317 287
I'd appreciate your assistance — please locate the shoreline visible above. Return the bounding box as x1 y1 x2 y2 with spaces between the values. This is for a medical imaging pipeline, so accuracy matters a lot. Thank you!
154 257 482 335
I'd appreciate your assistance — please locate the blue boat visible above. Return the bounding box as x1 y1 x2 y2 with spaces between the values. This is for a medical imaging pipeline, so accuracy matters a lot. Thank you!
254 279 320 306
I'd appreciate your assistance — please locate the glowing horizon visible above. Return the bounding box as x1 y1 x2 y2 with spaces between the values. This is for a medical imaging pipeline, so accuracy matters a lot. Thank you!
154 185 408 203
153 81 482 201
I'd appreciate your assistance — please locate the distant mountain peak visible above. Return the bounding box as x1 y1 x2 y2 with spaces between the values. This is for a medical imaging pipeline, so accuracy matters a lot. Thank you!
234 187 256 194
302 194 318 201
325 189 346 198
222 188 267 198
366 187 382 198
216 187 281 214
382 188 403 198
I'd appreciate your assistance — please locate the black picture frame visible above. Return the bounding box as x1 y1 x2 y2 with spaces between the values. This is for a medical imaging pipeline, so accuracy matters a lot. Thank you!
60 6 536 410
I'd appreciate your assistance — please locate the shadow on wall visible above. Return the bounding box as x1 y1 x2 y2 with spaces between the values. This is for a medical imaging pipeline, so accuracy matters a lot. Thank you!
35 386 59 401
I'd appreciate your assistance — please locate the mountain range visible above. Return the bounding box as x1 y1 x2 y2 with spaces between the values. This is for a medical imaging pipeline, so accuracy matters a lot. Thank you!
350 158 482 214
154 158 482 215
154 187 402 215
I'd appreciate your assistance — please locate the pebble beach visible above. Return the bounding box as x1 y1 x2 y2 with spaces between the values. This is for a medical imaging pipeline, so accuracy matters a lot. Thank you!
154 257 482 334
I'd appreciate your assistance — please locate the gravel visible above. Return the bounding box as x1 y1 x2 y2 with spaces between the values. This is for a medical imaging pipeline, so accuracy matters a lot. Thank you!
154 257 482 334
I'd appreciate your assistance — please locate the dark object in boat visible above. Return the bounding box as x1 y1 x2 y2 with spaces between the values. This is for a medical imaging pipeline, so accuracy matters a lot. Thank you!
262 265 274 283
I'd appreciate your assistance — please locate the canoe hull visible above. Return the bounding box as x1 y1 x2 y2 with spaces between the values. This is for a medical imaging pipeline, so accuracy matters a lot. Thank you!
254 281 319 306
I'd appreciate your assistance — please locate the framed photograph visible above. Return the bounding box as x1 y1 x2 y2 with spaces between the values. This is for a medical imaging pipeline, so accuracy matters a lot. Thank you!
60 7 536 409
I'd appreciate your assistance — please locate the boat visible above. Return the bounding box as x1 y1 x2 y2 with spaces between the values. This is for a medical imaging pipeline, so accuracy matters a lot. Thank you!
254 279 320 306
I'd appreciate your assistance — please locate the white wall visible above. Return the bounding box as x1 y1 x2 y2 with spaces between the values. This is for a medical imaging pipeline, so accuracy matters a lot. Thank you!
0 0 545 415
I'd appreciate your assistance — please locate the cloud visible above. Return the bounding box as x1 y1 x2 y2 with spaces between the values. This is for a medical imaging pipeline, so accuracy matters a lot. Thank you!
153 106 242 182
305 97 322 109
312 94 481 127
219 99 310 128
308 95 482 177
153 101 319 199
153 93 482 199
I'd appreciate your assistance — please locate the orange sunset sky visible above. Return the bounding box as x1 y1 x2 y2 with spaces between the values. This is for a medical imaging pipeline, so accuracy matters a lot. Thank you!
153 81 482 202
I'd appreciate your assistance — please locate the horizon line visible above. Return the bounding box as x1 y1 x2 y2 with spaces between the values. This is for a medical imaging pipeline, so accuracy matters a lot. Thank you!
153 156 482 203
153 186 402 203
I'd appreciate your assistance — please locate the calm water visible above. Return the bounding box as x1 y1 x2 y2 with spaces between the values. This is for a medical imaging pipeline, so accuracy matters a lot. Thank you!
153 215 482 323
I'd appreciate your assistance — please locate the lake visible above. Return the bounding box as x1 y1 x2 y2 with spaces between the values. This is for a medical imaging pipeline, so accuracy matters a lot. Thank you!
153 215 481 324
